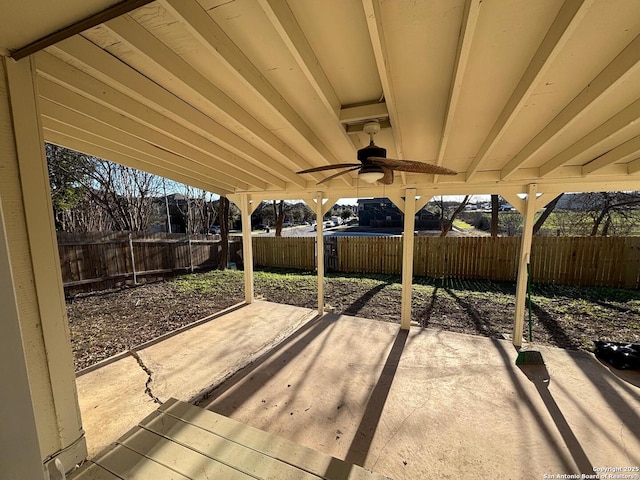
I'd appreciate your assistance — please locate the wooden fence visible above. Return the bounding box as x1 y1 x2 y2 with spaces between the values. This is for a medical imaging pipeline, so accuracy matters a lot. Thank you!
57 233 640 293
252 237 316 270
57 232 242 294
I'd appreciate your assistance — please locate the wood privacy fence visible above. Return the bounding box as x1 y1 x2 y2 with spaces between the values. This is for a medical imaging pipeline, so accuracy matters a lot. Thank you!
57 232 242 295
58 233 640 293
335 236 640 288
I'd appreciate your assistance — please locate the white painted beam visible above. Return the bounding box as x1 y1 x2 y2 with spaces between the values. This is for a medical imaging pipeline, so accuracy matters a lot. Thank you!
539 97 640 177
39 78 270 190
501 31 640 180
582 134 640 176
259 0 341 117
436 0 481 174
37 53 287 189
40 100 243 192
158 0 352 186
43 127 225 194
400 188 417 329
239 195 255 304
467 0 591 181
362 0 406 183
339 103 389 124
50 33 312 186
512 184 538 347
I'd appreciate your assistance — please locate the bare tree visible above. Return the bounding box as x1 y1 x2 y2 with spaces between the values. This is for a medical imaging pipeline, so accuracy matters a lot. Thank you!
273 200 285 237
76 160 163 231
218 196 230 270
533 193 564 235
433 196 471 236
490 194 499 237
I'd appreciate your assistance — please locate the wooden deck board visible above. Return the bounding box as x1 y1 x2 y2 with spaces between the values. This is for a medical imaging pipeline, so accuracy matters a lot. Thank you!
72 398 388 480
140 411 320 479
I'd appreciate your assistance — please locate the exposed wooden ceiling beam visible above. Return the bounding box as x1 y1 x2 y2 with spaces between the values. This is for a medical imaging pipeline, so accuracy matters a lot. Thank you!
10 0 154 60
40 100 246 192
258 0 341 117
158 0 352 186
43 125 232 195
437 0 481 170
466 0 591 181
501 30 640 180
38 77 269 190
339 102 389 124
101 15 327 183
539 97 640 176
362 0 405 183
49 36 310 187
36 52 288 189
628 157 640 174
582 134 640 176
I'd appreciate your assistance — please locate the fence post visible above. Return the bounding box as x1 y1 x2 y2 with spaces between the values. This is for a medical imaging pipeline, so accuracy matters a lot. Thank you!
128 232 137 285
188 233 194 273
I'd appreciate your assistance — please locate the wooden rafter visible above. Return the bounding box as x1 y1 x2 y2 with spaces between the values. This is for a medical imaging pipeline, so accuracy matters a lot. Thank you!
39 78 270 190
159 0 352 186
48 36 311 187
540 98 640 176
40 102 244 192
466 0 591 181
501 31 640 180
582 134 640 176
362 0 405 184
437 0 481 172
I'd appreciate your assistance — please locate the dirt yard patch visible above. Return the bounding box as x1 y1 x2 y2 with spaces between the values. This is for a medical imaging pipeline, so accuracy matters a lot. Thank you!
67 269 640 371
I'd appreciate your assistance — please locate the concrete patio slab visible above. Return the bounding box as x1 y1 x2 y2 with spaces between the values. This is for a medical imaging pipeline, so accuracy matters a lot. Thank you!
75 301 316 458
200 314 640 480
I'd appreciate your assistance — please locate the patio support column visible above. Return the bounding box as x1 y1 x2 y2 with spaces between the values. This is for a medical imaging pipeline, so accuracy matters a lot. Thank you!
400 188 417 329
0 200 46 480
512 183 538 347
314 192 325 315
239 194 254 303
1 56 86 476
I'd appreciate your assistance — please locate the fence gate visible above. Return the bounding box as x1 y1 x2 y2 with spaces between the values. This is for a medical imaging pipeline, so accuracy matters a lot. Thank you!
324 236 338 271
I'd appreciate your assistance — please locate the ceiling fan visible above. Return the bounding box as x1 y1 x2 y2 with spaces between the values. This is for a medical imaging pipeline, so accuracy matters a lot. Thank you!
296 121 457 184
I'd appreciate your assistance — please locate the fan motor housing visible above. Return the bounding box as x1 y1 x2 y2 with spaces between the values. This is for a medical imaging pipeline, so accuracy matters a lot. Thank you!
357 145 386 163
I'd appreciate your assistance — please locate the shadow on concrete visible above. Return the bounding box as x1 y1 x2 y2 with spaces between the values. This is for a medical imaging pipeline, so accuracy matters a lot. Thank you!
517 363 593 474
195 312 328 409
491 339 578 473
344 329 408 467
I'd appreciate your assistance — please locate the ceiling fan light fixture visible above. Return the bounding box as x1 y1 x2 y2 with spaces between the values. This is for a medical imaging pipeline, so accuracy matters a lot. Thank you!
359 170 385 183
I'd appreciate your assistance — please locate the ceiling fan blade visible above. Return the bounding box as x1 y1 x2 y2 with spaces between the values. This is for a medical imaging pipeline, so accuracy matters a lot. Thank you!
380 166 394 185
317 166 361 185
297 163 361 174
369 157 457 175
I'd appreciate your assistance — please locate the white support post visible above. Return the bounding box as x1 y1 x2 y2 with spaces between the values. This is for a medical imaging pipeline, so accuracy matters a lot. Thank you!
400 188 417 329
2 56 86 475
0 199 46 480
239 194 254 303
315 192 325 315
512 184 538 347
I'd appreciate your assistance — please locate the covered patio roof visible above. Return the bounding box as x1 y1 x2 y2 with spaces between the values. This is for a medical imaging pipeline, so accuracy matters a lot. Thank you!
1 1 639 478
2 0 640 198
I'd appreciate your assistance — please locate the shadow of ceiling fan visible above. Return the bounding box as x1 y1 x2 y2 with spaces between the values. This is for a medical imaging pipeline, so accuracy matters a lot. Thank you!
296 121 457 184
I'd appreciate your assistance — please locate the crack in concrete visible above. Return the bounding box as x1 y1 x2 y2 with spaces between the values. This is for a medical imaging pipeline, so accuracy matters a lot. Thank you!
130 350 163 405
